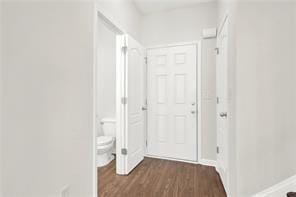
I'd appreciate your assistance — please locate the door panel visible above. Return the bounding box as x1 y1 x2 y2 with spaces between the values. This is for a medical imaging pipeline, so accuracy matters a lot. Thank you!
147 45 197 161
125 35 145 174
216 17 229 192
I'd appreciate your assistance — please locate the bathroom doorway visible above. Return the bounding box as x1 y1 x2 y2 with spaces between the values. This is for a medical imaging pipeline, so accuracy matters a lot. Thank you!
95 6 203 197
95 7 146 179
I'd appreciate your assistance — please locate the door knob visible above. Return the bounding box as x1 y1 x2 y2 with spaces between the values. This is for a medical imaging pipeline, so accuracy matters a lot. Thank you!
220 112 227 118
191 110 196 114
142 106 147 111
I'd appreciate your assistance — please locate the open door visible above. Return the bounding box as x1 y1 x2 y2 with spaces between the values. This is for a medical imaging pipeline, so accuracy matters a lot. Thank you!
122 35 145 174
216 16 229 193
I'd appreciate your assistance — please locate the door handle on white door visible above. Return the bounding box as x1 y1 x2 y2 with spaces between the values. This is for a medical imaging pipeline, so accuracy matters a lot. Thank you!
191 110 196 114
220 112 227 118
142 106 147 111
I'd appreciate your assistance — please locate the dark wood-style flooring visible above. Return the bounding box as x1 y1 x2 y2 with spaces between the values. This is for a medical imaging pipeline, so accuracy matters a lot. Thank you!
98 157 226 197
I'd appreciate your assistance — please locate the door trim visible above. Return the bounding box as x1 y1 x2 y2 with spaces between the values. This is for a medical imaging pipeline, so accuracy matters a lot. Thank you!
94 2 127 184
216 13 230 195
145 40 202 163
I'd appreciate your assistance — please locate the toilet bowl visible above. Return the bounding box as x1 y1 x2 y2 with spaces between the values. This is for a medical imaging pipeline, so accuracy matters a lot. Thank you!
97 118 116 167
97 136 114 167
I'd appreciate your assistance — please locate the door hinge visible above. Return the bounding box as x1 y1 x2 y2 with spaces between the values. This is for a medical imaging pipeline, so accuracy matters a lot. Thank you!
216 97 220 104
144 57 148 64
122 46 127 53
216 146 220 154
145 140 148 147
121 97 128 105
121 148 128 155
215 47 219 55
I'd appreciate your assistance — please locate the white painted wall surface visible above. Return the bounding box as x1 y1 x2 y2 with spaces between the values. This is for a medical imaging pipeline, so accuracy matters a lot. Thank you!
217 1 296 196
218 2 296 196
294 3 296 122
1 2 95 197
96 17 116 136
235 2 296 196
141 3 218 161
141 3 217 46
97 0 142 41
0 2 3 195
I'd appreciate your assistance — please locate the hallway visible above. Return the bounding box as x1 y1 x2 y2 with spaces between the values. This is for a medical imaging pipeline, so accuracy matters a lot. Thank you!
98 158 226 197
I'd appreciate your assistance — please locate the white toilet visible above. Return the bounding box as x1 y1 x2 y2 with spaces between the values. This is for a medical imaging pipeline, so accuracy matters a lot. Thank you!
97 117 116 167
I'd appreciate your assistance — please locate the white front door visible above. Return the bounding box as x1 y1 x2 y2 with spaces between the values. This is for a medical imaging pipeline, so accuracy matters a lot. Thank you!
147 45 197 161
216 17 229 192
123 35 145 174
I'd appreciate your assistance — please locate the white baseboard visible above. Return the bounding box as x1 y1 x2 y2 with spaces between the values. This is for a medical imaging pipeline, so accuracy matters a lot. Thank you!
199 159 217 167
253 174 296 197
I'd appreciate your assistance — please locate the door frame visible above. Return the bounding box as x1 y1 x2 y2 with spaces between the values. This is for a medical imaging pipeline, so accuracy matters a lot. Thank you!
216 13 230 195
145 41 202 163
93 4 130 195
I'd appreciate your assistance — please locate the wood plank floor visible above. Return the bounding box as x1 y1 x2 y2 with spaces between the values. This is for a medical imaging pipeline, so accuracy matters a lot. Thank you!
98 158 226 197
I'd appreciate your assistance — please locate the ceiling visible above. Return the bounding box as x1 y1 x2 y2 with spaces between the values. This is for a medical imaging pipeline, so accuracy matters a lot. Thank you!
133 0 216 15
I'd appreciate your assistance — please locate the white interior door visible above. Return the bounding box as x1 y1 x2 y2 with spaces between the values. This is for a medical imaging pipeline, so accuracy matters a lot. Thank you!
147 44 197 161
216 17 229 192
123 35 145 174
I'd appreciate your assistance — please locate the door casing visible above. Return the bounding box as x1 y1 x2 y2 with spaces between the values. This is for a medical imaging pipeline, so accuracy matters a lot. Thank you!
216 14 230 195
95 4 146 176
144 41 202 164
94 4 128 179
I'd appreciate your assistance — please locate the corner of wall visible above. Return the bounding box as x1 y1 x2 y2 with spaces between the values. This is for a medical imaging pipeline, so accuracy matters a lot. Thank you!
0 1 3 195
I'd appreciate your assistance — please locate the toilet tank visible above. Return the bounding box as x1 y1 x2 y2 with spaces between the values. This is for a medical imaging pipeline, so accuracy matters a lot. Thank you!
101 117 116 137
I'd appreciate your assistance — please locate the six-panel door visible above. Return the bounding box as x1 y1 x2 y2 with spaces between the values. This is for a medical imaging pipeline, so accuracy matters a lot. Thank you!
147 45 197 161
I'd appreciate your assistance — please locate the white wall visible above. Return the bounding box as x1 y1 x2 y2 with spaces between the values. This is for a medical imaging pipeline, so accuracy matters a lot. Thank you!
218 1 296 196
235 2 296 196
0 2 3 195
141 3 217 46
96 17 117 136
97 0 142 41
1 2 95 197
294 3 296 107
141 3 218 161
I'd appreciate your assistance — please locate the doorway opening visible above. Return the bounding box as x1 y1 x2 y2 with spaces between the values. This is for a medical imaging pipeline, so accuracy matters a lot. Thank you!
95 6 202 197
95 9 146 177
